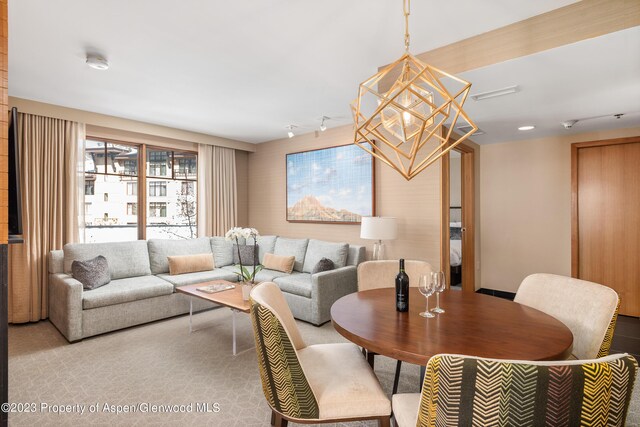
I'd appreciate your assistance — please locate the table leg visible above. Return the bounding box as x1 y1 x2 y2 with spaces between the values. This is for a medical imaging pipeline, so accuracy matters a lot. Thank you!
419 365 426 389
232 309 237 356
189 298 193 333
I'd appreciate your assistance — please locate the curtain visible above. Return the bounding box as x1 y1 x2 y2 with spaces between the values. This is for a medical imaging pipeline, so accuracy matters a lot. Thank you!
8 113 85 323
197 145 237 237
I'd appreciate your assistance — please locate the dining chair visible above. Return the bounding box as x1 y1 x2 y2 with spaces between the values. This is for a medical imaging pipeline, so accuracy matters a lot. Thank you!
249 282 391 427
392 352 638 427
357 260 433 394
514 273 620 359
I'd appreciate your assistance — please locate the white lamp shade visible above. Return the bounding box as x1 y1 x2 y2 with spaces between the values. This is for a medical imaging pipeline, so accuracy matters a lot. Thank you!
360 217 398 240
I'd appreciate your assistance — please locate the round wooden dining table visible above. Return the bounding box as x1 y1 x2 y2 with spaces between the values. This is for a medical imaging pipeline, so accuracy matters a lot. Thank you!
331 288 573 365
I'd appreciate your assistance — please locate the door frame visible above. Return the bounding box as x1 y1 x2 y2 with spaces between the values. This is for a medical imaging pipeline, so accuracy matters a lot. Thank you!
571 136 640 277
441 139 475 292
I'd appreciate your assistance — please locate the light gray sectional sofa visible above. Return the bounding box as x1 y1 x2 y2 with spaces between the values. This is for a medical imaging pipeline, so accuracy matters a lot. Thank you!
48 236 365 342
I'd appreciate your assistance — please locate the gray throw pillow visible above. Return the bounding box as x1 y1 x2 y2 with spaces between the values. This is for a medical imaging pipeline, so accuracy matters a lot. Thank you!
233 244 258 266
312 257 335 274
71 255 111 290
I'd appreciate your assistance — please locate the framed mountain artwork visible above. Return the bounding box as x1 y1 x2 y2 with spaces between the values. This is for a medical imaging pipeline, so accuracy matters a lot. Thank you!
286 143 375 223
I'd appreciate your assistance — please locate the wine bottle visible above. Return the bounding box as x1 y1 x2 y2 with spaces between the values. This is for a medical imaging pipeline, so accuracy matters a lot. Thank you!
396 258 409 312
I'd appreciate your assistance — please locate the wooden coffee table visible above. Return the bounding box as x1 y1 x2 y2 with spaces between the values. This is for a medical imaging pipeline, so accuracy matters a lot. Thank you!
176 280 251 355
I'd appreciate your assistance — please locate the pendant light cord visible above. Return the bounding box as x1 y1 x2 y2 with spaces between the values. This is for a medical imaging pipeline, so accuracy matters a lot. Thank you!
403 0 411 51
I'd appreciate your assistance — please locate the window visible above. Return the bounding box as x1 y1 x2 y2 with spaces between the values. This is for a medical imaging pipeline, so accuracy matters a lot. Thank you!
126 182 137 196
146 149 197 240
122 160 137 175
149 181 167 197
83 139 197 242
149 202 167 218
127 203 137 215
85 180 95 195
84 202 92 215
83 140 140 243
148 150 169 177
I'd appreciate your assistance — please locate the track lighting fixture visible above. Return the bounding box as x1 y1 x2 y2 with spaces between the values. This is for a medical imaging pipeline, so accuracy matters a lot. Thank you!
319 116 329 132
286 125 297 138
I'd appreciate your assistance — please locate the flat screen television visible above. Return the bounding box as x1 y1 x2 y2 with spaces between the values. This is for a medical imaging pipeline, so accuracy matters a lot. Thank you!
8 107 22 239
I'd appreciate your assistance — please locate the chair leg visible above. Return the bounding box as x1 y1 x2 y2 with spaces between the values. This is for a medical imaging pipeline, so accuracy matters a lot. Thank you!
392 360 402 394
378 415 391 427
367 350 375 369
270 410 276 426
273 412 288 427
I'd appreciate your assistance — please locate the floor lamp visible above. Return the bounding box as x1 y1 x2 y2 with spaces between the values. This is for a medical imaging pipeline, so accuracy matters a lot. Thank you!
360 217 398 260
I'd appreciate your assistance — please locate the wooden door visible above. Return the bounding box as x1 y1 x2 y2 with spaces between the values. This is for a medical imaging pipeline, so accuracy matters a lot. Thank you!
572 137 640 316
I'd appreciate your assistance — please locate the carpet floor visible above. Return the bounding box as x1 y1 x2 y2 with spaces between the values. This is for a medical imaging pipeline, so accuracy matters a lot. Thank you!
7 308 640 427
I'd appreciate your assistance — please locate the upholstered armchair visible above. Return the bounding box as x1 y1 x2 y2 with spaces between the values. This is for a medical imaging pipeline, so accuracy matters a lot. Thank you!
515 273 620 359
392 353 638 427
249 282 391 427
357 260 433 393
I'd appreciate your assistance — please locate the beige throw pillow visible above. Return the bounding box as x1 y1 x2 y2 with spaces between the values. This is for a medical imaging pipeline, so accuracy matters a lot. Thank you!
263 253 295 274
168 253 215 275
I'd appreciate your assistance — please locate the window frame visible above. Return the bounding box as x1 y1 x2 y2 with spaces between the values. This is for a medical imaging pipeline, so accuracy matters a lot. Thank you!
85 136 198 241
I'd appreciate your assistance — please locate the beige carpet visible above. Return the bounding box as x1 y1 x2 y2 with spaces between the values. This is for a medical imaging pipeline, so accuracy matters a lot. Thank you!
7 308 640 427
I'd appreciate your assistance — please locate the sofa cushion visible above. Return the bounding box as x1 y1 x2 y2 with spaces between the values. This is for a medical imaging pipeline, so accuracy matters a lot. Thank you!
263 253 295 274
168 253 215 275
233 244 258 266
158 270 238 288
148 238 213 274
302 239 348 273
246 235 277 263
211 237 244 267
254 268 291 283
274 238 309 272
82 275 174 309
64 241 151 280
274 273 312 298
72 256 111 290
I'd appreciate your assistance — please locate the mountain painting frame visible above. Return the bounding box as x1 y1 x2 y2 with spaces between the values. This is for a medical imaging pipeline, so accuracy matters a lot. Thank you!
286 143 375 224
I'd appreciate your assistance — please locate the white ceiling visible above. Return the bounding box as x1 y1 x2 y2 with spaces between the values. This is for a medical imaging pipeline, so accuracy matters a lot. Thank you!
9 0 638 145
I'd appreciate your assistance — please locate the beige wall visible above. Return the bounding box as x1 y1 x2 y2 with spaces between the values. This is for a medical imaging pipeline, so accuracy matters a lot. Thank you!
479 126 640 293
247 124 442 269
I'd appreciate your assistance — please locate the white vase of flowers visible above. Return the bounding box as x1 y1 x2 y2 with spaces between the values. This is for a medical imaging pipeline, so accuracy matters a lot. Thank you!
225 227 262 301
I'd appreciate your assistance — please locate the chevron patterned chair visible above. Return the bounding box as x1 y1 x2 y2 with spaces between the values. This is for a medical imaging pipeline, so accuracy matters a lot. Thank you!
249 281 392 427
514 273 620 359
392 353 638 427
357 260 434 393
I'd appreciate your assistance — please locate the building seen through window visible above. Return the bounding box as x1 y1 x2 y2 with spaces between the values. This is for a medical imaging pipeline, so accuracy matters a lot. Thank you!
83 139 197 242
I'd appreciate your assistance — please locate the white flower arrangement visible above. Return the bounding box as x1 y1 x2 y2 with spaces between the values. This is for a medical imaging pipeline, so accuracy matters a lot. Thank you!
225 227 262 284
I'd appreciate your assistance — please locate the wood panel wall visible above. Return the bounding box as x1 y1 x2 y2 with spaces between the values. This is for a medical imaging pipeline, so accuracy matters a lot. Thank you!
0 0 6 245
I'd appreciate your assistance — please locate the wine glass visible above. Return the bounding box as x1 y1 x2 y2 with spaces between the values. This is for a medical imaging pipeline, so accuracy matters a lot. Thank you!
418 274 435 318
431 271 446 314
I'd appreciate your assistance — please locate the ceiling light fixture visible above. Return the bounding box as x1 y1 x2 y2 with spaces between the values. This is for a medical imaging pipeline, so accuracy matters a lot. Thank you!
285 125 297 138
319 116 329 132
470 85 519 101
351 0 477 181
518 125 535 131
86 54 109 70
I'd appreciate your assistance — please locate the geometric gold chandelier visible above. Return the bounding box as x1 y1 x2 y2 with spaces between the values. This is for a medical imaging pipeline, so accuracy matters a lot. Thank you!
351 0 477 180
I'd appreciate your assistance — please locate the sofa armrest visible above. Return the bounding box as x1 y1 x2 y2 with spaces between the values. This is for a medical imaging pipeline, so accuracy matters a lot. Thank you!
310 266 357 325
48 273 84 342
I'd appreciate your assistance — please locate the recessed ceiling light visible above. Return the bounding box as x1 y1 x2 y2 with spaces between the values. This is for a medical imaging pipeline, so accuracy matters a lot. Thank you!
86 54 109 70
518 125 535 131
